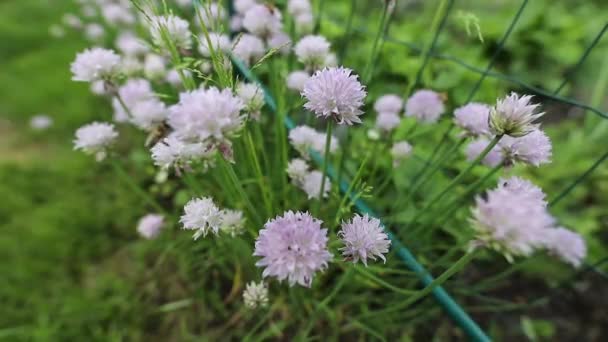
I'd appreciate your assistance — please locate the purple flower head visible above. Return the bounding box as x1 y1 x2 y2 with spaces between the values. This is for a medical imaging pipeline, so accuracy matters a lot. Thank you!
339 214 391 265
254 211 332 287
498 176 547 207
137 214 165 239
168 87 245 142
499 129 552 167
471 180 554 261
465 137 504 167
294 35 331 69
376 112 401 132
286 70 310 92
454 102 490 136
405 89 445 123
374 94 403 114
543 227 586 268
302 171 331 199
180 197 223 239
489 92 544 137
302 67 367 125
243 4 282 38
233 34 265 66
71 48 121 82
73 122 118 161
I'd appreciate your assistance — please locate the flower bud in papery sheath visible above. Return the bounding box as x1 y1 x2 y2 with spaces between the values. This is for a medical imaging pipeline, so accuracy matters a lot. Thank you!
70 48 121 82
294 35 331 70
374 94 404 115
339 214 391 266
137 214 165 239
542 227 586 268
470 179 554 262
243 281 269 308
499 129 552 167
302 171 331 199
243 4 282 39
454 102 491 136
286 70 310 92
465 137 504 167
405 89 445 123
73 122 118 161
302 67 367 125
180 197 223 240
149 15 192 50
254 211 332 287
489 92 544 137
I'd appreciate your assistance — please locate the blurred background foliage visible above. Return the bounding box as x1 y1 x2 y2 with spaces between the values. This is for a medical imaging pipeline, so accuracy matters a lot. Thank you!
0 0 606 340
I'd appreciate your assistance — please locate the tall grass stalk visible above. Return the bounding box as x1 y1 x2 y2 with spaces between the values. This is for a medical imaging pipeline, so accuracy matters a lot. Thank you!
317 121 333 212
110 159 167 215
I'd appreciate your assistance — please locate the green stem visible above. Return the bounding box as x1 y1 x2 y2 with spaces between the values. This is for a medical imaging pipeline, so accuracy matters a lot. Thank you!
298 267 354 339
110 160 166 215
362 0 390 83
313 0 325 33
354 265 417 295
407 135 502 227
407 137 467 202
549 150 608 207
338 0 358 62
385 250 477 314
219 158 263 226
334 152 372 225
431 163 503 227
244 128 273 216
317 121 333 211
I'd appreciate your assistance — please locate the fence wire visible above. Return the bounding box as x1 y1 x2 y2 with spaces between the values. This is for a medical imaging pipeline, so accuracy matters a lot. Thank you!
216 0 607 340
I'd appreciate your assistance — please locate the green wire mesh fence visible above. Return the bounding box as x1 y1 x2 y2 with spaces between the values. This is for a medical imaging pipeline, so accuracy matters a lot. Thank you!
209 0 608 340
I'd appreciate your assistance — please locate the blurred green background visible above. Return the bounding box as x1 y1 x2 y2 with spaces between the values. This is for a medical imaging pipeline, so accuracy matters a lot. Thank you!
1 0 607 340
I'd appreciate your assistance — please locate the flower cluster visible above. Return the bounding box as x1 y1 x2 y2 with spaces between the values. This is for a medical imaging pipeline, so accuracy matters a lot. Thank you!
254 211 332 287
288 125 339 158
302 67 367 125
461 93 552 168
73 122 118 161
338 214 391 265
180 196 245 240
471 177 585 266
286 159 331 199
